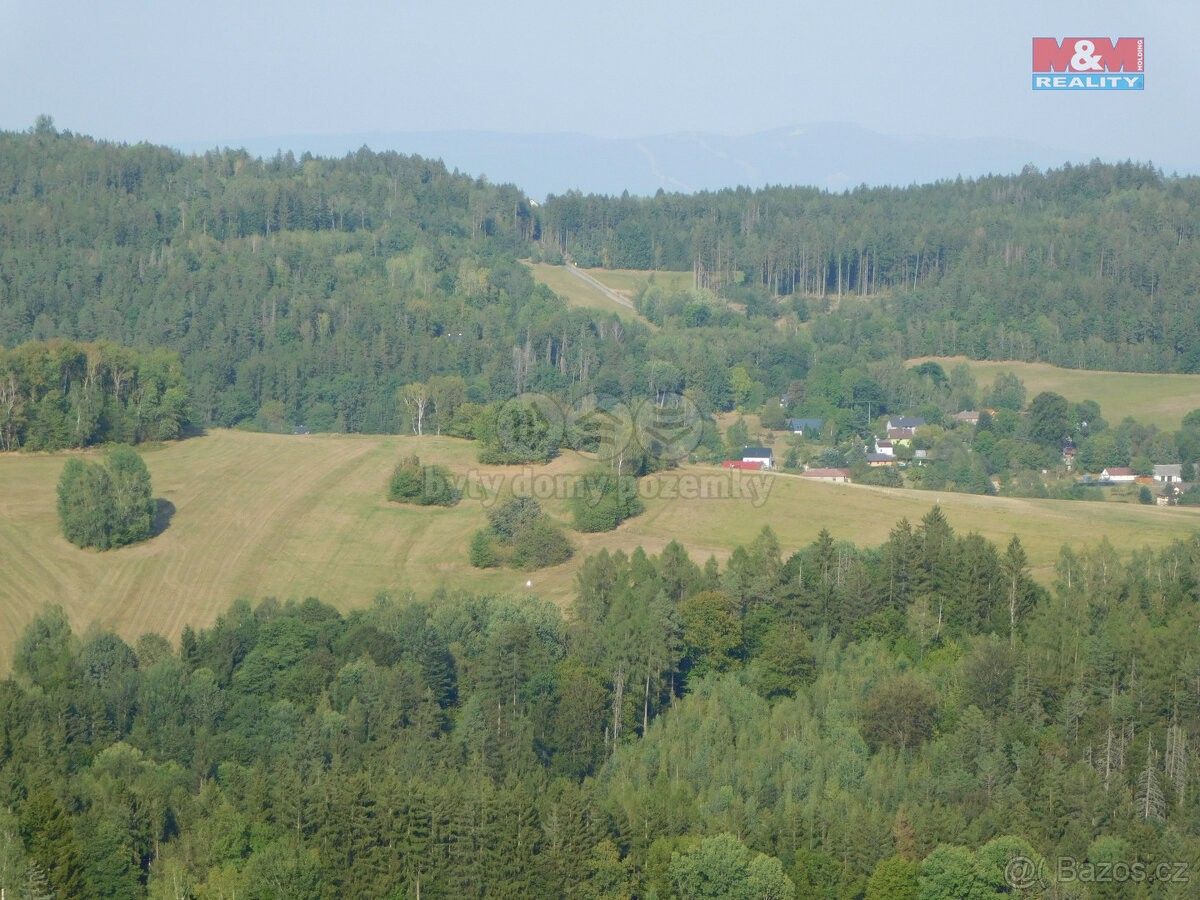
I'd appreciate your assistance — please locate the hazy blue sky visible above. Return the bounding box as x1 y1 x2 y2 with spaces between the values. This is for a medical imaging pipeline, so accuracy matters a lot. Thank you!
2 0 1195 169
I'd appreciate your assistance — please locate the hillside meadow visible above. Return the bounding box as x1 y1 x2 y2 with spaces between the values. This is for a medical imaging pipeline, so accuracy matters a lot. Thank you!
525 262 645 321
2 429 1199 669
583 267 693 296
911 356 1200 429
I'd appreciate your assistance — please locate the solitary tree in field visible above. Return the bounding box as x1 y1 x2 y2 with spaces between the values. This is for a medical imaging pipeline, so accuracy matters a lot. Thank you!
57 446 155 550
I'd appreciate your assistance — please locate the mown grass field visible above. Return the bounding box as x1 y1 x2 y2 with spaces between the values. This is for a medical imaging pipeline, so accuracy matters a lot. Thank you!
2 429 1198 669
584 267 693 296
911 356 1200 430
526 262 645 322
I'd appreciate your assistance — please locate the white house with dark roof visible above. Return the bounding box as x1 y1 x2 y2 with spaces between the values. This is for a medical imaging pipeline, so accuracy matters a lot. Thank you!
1153 464 1183 483
742 446 774 469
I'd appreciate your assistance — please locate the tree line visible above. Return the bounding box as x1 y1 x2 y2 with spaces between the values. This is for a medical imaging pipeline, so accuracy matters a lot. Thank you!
0 340 189 450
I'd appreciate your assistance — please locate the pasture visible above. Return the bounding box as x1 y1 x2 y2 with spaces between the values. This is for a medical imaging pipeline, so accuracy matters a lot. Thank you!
2 429 1198 668
912 356 1200 430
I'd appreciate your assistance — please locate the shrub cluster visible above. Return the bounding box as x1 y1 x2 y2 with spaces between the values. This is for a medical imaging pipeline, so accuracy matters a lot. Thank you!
387 455 460 506
57 446 155 549
570 469 644 532
470 497 573 570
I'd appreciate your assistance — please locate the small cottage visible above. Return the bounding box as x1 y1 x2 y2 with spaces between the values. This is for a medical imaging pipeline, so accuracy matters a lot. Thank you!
742 447 774 469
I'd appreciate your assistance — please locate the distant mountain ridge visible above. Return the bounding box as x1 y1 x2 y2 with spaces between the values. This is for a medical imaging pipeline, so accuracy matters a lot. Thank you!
176 122 1085 199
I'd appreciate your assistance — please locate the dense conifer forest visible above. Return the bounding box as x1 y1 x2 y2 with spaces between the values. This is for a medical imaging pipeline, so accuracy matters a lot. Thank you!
1 514 1199 896
539 165 1200 373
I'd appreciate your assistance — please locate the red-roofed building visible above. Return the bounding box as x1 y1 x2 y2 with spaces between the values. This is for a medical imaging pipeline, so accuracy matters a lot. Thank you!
722 459 763 471
1101 466 1136 483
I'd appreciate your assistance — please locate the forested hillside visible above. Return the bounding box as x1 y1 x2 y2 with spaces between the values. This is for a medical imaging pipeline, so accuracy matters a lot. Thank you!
1 515 1198 896
0 122 623 432
541 164 1200 373
1 123 822 435
8 125 1200 448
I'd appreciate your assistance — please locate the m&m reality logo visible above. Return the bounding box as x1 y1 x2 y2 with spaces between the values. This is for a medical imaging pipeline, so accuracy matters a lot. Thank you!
1032 37 1144 90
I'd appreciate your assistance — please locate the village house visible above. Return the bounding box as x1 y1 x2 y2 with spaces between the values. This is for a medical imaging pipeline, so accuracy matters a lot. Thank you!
886 416 926 432
741 446 774 469
873 439 895 457
800 467 852 483
1153 464 1183 484
887 427 915 443
951 410 980 426
866 453 896 467
786 417 824 437
1100 466 1137 483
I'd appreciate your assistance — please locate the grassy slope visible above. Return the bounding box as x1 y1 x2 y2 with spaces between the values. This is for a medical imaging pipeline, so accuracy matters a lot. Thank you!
584 268 693 296
526 262 645 322
911 356 1200 430
2 429 1198 668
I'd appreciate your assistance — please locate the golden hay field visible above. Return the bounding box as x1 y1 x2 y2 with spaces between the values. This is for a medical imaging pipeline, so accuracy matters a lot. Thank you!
2 429 1198 668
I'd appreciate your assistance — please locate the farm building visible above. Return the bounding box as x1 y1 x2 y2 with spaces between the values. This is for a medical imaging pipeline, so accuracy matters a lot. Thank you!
1100 467 1136 483
1153 464 1183 483
742 447 774 469
722 460 763 471
866 453 896 467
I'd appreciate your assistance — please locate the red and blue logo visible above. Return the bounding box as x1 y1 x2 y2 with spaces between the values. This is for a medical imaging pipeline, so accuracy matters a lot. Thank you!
1032 38 1144 90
